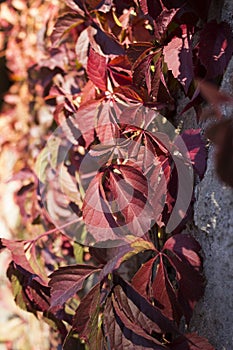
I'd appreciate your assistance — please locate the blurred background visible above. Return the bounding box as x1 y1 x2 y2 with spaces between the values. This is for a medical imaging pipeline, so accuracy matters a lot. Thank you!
0 1 61 349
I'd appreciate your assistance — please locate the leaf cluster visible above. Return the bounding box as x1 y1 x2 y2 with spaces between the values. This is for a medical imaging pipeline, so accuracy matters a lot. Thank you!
1 0 233 349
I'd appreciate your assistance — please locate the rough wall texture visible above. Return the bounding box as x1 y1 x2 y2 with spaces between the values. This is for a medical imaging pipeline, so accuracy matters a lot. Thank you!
190 3 233 348
191 150 233 350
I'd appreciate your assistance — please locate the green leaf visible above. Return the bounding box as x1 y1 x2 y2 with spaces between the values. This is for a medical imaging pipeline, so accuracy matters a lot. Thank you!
73 242 84 263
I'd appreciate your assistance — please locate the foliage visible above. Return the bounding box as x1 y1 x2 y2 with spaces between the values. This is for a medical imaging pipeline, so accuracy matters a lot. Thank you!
1 0 233 349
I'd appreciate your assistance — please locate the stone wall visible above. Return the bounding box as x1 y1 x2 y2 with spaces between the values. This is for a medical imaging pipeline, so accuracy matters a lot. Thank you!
190 3 233 348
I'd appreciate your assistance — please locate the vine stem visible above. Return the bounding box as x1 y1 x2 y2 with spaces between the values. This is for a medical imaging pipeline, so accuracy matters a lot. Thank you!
26 217 83 247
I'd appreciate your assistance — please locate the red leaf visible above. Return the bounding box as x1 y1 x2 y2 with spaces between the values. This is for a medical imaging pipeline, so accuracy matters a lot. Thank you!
1 238 47 285
49 264 99 308
107 55 132 87
70 98 123 146
131 257 156 299
95 98 121 143
198 21 233 79
113 274 179 335
112 291 166 349
152 255 182 322
163 26 193 93
139 0 149 15
104 275 178 350
65 0 85 15
82 171 122 243
119 104 154 126
108 164 154 237
87 47 107 91
72 283 101 343
114 86 143 102
104 297 156 350
82 163 154 243
67 99 99 147
51 13 84 47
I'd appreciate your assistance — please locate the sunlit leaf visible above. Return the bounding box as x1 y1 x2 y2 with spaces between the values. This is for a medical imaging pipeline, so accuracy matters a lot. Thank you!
87 47 107 91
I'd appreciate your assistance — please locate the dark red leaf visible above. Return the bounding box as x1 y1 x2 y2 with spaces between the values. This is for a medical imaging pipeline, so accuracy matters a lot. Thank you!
155 8 180 39
99 244 133 280
93 27 125 56
163 234 202 264
87 47 107 91
139 0 163 19
127 43 153 66
162 234 205 323
187 0 212 20
49 264 99 308
198 21 233 79
178 129 207 178
151 57 163 100
103 279 178 350
7 262 50 313
108 70 132 87
108 55 131 71
113 274 179 335
104 297 157 350
72 283 101 343
112 290 167 349
168 332 215 350
84 0 113 12
133 52 155 93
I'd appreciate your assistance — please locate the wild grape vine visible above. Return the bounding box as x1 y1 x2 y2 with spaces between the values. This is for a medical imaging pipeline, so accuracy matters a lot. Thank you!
1 0 233 349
